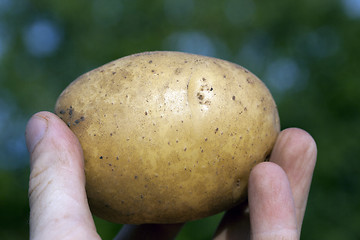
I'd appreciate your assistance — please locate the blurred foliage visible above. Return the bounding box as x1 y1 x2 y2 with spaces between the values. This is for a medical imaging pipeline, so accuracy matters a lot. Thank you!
1 0 360 239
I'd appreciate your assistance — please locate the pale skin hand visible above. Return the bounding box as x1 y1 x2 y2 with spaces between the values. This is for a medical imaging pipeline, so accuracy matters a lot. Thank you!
26 111 317 240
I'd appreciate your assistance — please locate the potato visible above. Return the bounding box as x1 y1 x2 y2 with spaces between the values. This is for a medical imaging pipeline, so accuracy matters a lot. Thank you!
55 51 280 224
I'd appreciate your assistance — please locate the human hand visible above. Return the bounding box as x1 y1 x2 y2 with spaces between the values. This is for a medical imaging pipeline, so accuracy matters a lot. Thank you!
213 126 317 239
26 111 316 240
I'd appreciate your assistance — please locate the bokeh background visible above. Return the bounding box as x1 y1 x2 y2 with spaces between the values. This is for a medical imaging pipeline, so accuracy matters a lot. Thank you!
1 0 360 239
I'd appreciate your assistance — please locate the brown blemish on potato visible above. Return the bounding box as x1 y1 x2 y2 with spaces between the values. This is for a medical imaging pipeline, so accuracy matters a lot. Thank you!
197 93 204 101
68 106 73 116
175 68 182 75
247 77 255 84
235 179 241 187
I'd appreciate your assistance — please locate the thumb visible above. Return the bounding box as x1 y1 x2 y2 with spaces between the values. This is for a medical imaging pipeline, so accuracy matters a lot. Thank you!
26 111 100 240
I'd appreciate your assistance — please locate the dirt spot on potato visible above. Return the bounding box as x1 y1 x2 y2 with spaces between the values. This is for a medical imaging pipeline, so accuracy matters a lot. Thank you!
197 93 204 101
236 179 241 187
247 77 255 84
175 68 182 75
197 78 213 105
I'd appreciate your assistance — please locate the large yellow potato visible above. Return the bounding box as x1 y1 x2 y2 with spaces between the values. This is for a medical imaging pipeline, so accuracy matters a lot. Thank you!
55 51 280 224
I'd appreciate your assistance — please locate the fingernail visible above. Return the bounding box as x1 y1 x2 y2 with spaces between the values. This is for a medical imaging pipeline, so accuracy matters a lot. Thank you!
25 115 48 153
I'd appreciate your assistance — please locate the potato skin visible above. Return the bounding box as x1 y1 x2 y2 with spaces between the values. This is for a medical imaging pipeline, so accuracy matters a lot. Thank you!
55 51 280 224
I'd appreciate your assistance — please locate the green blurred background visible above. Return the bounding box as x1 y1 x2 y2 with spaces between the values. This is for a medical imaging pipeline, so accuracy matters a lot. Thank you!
1 0 360 239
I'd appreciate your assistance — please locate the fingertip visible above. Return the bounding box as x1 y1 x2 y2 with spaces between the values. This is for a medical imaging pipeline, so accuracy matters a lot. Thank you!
249 162 289 199
27 111 84 169
276 128 317 162
27 111 99 239
270 127 318 189
25 113 49 154
269 128 317 235
249 162 298 239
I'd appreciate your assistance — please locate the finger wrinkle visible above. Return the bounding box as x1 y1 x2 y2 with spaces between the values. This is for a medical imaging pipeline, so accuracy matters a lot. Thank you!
29 165 53 203
29 178 54 210
36 113 51 121
29 163 51 179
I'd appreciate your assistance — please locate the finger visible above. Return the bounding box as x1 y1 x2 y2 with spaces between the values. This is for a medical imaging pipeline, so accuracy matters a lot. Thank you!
213 201 250 240
114 223 184 240
213 128 315 239
269 128 317 231
26 111 100 240
249 162 298 240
